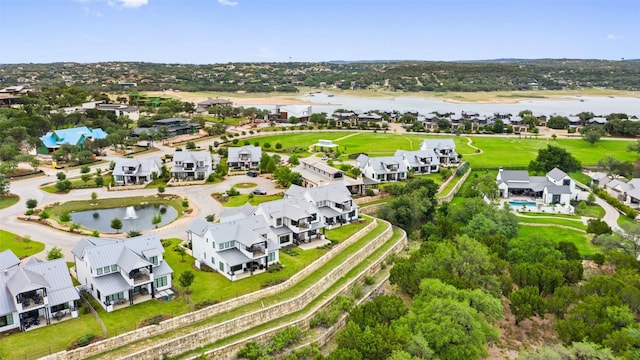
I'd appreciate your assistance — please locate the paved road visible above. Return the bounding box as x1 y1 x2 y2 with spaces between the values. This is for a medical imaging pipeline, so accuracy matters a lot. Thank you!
1 151 278 260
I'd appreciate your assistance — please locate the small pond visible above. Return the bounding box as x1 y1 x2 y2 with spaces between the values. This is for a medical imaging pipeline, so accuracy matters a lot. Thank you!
70 205 178 233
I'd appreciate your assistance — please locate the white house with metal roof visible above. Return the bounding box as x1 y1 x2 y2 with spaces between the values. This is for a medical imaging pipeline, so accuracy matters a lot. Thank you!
496 167 580 205
394 149 440 174
605 178 640 208
285 183 359 228
356 154 408 183
72 235 173 312
1 251 79 332
419 139 459 165
171 150 217 181
188 216 279 281
112 156 163 186
227 145 262 170
252 197 325 246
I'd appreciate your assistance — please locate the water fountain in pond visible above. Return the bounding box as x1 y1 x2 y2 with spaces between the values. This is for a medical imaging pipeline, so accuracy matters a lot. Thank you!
123 206 138 220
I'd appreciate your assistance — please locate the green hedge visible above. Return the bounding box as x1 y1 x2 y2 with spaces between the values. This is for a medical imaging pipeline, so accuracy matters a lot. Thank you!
593 188 637 219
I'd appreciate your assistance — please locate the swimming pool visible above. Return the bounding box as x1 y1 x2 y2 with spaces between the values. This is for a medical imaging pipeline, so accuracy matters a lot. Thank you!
508 200 537 207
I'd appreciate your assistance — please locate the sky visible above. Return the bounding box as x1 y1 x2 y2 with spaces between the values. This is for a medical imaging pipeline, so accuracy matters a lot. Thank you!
0 0 638 64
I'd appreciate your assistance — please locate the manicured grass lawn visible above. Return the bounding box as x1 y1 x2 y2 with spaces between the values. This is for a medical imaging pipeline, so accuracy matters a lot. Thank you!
517 224 598 257
234 182 257 189
0 230 45 258
41 175 113 194
243 132 348 155
581 204 606 219
0 312 104 360
516 216 587 231
221 194 284 207
0 195 19 210
325 217 373 241
44 196 184 219
467 137 636 168
617 215 636 228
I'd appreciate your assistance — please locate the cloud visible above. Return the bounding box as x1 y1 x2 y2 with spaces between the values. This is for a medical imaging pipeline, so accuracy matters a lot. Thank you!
218 0 239 6
606 34 620 40
110 0 149 8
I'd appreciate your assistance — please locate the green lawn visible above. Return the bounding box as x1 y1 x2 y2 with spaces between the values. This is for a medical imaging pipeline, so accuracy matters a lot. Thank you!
516 216 587 231
325 217 373 241
234 182 257 189
0 195 19 209
41 175 113 194
0 312 104 360
581 204 606 219
221 194 284 207
517 224 598 257
467 137 636 168
0 230 45 258
44 195 184 220
617 215 636 228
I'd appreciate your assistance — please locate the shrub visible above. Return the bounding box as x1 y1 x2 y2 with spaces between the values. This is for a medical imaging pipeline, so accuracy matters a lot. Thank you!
268 263 283 273
261 278 286 288
363 275 375 285
195 299 219 310
351 282 363 299
73 334 95 348
365 189 375 196
226 186 240 196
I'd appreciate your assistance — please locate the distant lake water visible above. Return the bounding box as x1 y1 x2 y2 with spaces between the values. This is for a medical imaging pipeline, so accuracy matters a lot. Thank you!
248 93 640 116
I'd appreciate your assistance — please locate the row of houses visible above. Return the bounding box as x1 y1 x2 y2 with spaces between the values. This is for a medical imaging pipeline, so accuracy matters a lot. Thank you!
588 172 640 208
355 139 458 182
188 182 359 281
111 146 262 185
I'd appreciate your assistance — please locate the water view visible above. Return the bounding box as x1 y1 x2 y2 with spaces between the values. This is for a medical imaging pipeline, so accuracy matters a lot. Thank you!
70 205 178 233
250 93 640 117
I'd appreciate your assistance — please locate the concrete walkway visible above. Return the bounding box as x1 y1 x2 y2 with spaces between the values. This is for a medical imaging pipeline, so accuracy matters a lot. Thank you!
594 196 624 234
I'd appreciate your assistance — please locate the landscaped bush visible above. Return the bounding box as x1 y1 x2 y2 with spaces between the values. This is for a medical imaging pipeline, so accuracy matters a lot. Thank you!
268 263 283 273
363 275 375 285
261 278 287 288
281 247 299 256
68 333 95 349
195 299 219 310
365 188 375 196
160 239 172 247
593 188 636 218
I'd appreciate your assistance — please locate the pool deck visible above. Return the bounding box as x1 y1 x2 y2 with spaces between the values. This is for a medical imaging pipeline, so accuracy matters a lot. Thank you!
501 198 574 215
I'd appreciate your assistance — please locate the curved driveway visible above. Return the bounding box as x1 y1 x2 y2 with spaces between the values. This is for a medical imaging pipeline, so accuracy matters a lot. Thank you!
1 146 278 260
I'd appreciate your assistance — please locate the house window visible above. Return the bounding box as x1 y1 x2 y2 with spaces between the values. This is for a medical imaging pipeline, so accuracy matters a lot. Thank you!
563 179 570 186
211 257 215 265
279 234 290 244
96 268 103 275
50 303 70 313
219 262 224 272
154 276 167 288
268 252 276 262
103 266 110 274
107 292 124 302
149 256 158 266
111 265 117 272
0 314 13 327
276 218 283 227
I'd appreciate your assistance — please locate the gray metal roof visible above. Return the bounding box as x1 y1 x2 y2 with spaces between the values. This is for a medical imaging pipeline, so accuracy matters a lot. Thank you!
499 170 530 182
420 139 456 151
118 248 152 274
154 261 173 277
546 185 571 195
218 248 251 267
547 168 568 182
219 203 255 223
0 256 77 314
93 273 131 296
112 157 162 177
227 145 262 163
0 250 20 270
74 235 164 272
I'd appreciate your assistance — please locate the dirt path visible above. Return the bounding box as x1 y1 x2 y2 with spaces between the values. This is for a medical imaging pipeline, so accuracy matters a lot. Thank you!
334 133 361 142
461 136 483 155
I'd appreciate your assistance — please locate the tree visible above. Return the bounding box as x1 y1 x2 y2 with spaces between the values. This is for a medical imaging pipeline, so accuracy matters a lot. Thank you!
594 222 640 259
178 271 195 293
587 219 612 235
46 246 64 260
493 119 505 133
26 198 38 210
157 186 165 196
94 176 104 187
288 155 299 166
519 342 618 360
110 218 123 233
81 173 92 183
91 192 98 202
0 173 10 195
509 286 546 324
469 173 499 199
59 212 71 223
175 245 187 262
583 127 605 146
528 145 581 173
55 179 72 192
152 213 162 228
547 115 570 129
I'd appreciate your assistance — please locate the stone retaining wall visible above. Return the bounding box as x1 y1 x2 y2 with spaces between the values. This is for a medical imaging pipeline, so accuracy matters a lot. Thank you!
154 224 406 360
119 221 396 360
436 167 472 204
43 218 378 360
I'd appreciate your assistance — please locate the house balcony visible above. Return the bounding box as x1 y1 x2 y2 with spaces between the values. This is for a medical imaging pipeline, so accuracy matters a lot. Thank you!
111 293 152 311
16 293 47 312
130 268 152 285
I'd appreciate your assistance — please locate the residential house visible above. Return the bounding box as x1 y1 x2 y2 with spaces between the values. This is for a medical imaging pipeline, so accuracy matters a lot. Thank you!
586 171 611 188
227 145 262 170
1 251 79 332
394 149 440 174
605 178 640 208
419 139 459 165
152 118 197 136
38 126 108 154
195 98 233 114
293 158 371 195
356 154 408 182
95 103 140 121
272 105 313 123
188 216 279 281
112 157 163 186
171 150 217 181
285 183 359 227
496 167 581 205
252 197 324 246
355 112 385 127
72 235 173 312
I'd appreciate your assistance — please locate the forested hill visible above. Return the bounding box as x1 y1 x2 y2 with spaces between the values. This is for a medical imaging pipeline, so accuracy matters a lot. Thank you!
1 59 639 93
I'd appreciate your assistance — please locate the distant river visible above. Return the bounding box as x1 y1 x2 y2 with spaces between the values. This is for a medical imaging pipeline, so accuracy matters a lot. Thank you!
248 93 640 116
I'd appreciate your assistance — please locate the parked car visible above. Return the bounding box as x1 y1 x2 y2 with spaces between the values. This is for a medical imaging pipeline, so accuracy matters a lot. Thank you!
253 188 267 195
321 155 328 161
247 171 258 177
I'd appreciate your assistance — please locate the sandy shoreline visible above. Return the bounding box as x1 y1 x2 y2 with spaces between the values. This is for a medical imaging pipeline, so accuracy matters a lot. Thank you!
145 89 640 107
